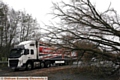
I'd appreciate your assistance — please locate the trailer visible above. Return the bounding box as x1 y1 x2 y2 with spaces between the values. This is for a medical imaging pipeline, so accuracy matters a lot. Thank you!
8 40 77 70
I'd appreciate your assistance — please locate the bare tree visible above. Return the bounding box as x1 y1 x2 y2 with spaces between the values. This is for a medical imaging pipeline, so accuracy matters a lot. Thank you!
16 11 39 42
0 1 40 59
43 0 120 74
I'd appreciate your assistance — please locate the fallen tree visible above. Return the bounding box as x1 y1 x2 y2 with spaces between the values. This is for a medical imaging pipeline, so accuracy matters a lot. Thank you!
43 0 120 75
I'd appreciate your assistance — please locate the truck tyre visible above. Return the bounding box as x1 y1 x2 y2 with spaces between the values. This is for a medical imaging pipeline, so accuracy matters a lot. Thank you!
14 68 19 71
40 62 45 68
45 61 51 68
26 62 33 70
65 61 69 65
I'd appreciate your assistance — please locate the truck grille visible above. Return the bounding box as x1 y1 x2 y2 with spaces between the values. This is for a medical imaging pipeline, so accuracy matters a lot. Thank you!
9 60 19 67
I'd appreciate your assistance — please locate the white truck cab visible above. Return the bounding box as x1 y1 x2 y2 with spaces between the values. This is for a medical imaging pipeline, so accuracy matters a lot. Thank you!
8 40 38 70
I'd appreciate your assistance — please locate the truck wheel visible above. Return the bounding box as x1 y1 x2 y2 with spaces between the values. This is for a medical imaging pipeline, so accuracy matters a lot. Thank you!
26 62 33 70
40 62 45 68
45 61 51 68
14 68 19 71
65 61 69 65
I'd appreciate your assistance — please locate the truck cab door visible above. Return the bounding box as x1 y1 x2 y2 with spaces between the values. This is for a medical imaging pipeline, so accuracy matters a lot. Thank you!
20 49 29 63
29 49 36 59
24 49 33 59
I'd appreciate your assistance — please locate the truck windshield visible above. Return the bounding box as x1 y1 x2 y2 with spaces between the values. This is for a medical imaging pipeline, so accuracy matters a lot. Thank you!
9 48 23 58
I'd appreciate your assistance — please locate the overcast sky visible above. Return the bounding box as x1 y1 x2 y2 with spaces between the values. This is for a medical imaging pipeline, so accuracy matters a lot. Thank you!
2 0 120 26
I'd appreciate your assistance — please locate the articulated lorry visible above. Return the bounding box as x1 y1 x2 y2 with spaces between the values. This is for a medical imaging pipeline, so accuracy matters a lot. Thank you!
8 40 77 70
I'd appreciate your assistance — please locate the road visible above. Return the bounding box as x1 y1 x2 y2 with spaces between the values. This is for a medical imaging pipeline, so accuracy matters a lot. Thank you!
0 64 119 80
0 65 87 80
0 65 70 76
